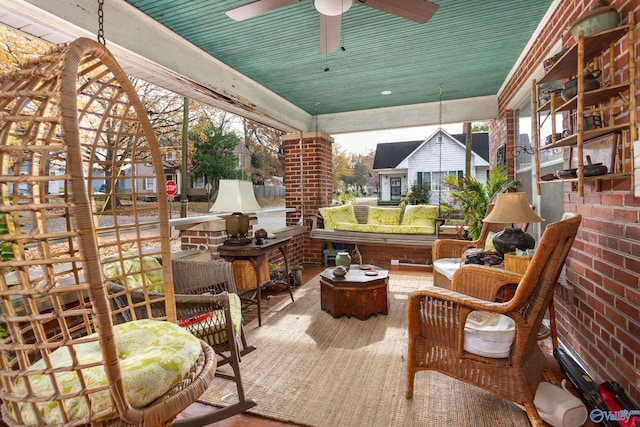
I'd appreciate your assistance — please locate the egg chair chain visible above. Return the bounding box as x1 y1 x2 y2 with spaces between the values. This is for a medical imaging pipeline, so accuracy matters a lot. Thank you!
97 0 106 45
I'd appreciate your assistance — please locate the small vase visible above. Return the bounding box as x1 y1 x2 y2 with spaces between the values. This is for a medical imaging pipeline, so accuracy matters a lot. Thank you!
335 251 351 271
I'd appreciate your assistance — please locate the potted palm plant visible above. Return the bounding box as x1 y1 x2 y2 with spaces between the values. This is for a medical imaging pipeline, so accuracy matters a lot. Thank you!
442 166 520 240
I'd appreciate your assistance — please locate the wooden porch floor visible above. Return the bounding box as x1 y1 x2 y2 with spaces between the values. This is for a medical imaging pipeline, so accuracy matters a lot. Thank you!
175 263 597 427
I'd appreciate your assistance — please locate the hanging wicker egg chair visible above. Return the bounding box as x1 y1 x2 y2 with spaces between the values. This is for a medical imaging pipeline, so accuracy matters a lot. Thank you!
0 38 216 426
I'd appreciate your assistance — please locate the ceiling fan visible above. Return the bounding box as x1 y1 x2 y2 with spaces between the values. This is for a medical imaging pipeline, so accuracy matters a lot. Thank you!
225 0 439 54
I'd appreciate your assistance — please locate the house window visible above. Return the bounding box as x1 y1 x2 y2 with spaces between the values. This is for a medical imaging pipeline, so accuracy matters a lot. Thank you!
431 172 442 192
143 178 156 191
193 175 205 189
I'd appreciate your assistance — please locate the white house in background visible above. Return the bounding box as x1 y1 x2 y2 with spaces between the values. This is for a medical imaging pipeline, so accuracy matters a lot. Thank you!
372 129 490 205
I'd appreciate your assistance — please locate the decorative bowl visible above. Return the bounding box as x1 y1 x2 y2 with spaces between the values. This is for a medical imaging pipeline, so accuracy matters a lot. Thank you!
332 265 348 278
570 5 618 40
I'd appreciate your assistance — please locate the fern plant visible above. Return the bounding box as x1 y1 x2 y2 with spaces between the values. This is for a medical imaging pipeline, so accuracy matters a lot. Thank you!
442 166 519 240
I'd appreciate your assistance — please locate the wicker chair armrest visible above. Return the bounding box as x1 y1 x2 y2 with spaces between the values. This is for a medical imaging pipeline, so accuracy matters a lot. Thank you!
432 238 479 260
451 265 522 302
406 287 516 359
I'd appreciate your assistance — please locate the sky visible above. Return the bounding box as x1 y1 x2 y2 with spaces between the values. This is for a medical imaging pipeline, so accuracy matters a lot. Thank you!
332 123 465 155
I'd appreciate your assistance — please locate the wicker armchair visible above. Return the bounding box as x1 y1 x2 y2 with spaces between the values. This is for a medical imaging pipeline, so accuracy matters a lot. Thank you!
432 204 530 289
0 38 216 426
407 214 581 427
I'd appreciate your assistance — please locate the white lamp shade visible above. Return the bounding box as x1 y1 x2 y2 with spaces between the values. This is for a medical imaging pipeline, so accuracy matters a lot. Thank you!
313 0 353 16
483 192 544 224
209 180 262 213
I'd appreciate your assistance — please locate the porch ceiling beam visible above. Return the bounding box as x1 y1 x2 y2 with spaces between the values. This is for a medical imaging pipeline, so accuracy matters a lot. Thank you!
317 95 498 134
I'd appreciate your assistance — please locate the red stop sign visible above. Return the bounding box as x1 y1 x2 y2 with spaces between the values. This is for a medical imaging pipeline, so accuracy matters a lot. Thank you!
165 180 177 196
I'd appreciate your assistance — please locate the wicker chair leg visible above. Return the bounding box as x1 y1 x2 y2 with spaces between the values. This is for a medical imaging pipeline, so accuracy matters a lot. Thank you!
523 401 545 427
406 369 415 399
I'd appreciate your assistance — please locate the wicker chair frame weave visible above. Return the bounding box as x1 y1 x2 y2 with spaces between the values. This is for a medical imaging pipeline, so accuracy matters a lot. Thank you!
0 38 215 426
406 214 581 427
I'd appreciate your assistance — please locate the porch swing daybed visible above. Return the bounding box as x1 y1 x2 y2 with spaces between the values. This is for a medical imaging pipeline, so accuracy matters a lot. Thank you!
309 204 445 248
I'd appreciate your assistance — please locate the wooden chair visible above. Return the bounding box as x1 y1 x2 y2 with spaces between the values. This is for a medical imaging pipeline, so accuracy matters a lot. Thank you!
407 214 581 427
170 257 257 409
432 204 530 289
0 38 217 426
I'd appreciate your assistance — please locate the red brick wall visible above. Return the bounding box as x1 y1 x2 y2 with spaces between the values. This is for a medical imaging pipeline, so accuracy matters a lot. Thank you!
282 132 333 264
493 0 640 404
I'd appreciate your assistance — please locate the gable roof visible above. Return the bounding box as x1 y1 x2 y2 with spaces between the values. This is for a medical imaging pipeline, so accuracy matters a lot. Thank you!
372 131 490 170
372 140 422 169
451 132 489 162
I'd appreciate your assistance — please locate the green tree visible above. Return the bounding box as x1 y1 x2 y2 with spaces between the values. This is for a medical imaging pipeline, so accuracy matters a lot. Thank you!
190 118 242 195
332 144 351 191
442 166 519 239
352 160 370 196
472 122 490 132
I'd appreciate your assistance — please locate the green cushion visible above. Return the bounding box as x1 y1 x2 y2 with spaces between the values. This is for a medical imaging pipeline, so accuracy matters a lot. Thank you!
401 205 439 227
103 256 164 293
367 207 401 225
10 320 201 425
319 205 357 230
334 223 435 234
485 231 497 251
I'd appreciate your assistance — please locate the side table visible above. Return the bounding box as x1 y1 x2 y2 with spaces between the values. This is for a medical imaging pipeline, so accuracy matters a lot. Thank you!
218 237 294 326
319 266 389 320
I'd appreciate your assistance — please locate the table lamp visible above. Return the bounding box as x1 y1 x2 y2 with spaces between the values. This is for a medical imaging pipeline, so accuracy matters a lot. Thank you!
209 179 262 245
482 192 544 257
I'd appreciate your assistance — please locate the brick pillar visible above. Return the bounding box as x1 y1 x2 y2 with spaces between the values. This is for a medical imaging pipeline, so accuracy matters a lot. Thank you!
281 132 333 264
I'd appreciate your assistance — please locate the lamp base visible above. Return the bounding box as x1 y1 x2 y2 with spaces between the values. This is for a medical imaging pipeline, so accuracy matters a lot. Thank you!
492 228 535 258
224 237 251 246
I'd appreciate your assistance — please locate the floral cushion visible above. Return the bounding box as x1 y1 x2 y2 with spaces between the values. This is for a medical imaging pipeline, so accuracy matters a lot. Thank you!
10 320 201 425
401 205 439 227
485 231 496 251
184 293 242 345
334 223 435 234
103 256 164 293
367 207 401 225
319 205 357 230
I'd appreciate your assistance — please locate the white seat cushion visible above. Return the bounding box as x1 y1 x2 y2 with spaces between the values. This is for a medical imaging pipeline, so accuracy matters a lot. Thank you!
433 258 461 280
464 311 516 358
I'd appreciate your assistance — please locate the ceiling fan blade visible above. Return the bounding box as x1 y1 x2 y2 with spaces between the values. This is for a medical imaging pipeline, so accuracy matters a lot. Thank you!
226 0 301 21
356 0 438 24
319 14 341 54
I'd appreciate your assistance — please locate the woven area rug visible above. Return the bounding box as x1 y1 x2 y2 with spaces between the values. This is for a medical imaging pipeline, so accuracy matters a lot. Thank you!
200 273 530 426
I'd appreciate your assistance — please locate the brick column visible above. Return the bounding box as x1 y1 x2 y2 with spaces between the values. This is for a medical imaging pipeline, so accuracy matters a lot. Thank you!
281 132 333 264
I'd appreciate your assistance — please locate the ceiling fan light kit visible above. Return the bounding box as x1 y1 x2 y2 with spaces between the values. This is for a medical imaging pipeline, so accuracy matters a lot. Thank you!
313 0 353 16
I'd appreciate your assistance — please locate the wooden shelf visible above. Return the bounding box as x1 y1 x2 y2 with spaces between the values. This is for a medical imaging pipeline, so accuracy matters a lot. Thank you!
539 124 629 151
533 14 636 196
539 172 631 185
538 26 628 84
537 83 631 113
